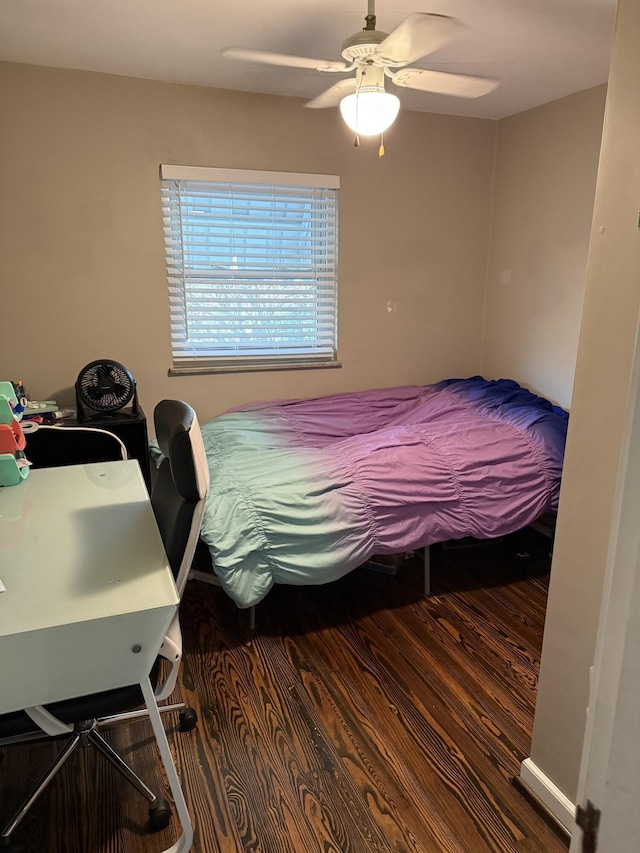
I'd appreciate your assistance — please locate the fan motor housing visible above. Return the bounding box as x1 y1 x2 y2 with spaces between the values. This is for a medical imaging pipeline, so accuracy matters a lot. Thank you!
342 30 390 64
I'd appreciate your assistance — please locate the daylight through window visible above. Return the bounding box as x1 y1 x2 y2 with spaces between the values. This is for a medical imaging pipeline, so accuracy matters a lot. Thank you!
160 165 339 373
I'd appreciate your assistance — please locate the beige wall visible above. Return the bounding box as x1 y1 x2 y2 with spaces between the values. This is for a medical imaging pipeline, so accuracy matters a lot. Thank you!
482 85 607 409
530 0 640 805
0 62 495 423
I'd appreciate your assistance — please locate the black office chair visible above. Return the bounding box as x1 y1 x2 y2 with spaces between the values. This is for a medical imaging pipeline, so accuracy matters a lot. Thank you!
0 400 209 849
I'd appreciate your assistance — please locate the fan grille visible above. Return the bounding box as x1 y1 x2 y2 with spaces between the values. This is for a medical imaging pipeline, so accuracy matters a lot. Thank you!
76 361 135 412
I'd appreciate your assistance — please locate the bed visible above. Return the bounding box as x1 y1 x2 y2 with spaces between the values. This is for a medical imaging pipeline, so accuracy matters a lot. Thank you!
191 376 568 611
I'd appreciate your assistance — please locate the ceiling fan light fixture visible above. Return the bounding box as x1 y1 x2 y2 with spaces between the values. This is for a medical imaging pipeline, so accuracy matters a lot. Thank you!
339 88 400 136
223 3 497 145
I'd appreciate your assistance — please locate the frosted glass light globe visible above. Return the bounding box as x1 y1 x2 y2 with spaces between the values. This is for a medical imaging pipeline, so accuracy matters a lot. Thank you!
339 90 400 136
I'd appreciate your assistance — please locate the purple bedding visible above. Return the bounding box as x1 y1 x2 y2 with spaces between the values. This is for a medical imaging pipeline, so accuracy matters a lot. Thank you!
199 377 568 608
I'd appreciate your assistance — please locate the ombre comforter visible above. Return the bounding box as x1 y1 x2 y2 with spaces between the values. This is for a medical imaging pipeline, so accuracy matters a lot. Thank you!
199 377 568 608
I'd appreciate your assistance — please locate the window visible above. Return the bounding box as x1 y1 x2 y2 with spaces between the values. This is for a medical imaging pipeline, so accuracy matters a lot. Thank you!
160 165 339 374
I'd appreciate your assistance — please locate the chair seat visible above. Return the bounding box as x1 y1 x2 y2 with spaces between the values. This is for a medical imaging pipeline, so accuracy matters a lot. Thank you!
0 659 161 740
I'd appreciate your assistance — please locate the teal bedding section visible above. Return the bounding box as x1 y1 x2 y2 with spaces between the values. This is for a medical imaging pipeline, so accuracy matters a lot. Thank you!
199 410 375 608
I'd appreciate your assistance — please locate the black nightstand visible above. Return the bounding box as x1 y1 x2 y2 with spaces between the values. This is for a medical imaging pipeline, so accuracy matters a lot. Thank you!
25 409 151 490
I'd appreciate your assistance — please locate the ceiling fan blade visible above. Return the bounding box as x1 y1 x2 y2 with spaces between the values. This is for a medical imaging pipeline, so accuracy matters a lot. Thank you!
391 68 498 98
222 47 347 73
305 79 358 109
375 14 463 65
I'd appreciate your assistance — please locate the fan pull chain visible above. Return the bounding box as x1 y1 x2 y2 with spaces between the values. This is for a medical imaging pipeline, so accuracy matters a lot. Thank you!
379 132 385 157
354 134 360 148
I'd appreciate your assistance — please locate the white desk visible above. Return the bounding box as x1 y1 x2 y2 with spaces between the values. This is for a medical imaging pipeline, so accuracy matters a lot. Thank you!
0 461 193 853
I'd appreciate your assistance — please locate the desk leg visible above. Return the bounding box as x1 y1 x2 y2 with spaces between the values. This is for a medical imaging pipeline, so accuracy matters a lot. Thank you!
140 678 193 853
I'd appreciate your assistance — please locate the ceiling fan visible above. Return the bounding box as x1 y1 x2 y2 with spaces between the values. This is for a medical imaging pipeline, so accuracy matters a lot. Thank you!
222 0 498 147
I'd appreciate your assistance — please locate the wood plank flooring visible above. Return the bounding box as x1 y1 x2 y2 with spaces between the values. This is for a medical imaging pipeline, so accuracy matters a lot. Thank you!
0 528 567 852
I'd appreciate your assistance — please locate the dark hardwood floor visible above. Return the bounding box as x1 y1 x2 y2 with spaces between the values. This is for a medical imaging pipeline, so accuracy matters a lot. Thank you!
1 528 567 852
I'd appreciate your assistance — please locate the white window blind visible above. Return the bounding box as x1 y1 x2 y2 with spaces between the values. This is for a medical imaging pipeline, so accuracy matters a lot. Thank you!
160 165 339 372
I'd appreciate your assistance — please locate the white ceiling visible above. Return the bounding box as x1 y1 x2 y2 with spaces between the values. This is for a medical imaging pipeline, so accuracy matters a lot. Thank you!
0 0 617 120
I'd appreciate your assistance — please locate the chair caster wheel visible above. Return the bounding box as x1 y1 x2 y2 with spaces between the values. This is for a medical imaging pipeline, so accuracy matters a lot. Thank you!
149 799 172 832
178 707 198 731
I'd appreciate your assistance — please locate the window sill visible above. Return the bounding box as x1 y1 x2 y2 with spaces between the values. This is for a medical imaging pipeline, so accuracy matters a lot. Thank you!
168 361 342 377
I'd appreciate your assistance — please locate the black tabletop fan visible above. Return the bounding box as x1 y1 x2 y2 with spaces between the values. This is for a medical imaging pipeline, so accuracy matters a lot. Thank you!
75 360 140 421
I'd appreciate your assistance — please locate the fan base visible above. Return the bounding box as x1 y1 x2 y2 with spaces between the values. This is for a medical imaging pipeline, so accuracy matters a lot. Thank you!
76 389 140 423
79 407 139 422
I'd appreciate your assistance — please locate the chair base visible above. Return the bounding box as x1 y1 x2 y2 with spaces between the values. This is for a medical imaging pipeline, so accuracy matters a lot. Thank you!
97 701 197 732
1 719 169 846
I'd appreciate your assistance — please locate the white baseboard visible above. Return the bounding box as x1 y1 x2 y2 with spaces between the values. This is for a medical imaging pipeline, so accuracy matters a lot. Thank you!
519 758 575 833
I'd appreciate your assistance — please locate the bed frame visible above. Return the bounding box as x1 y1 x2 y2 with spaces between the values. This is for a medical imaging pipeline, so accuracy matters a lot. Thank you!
189 545 433 631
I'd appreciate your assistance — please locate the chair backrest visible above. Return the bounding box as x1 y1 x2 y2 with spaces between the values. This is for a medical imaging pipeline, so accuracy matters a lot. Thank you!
151 400 209 597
